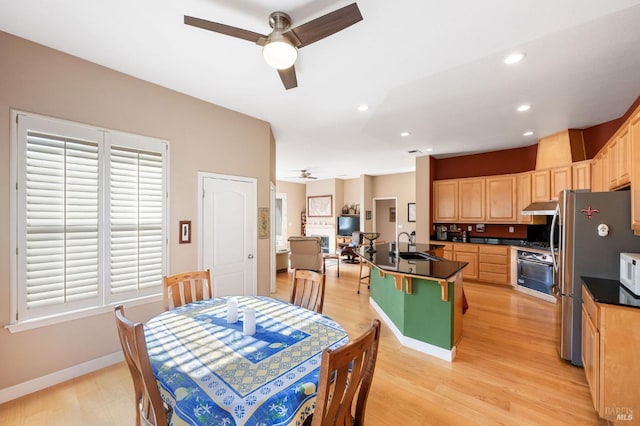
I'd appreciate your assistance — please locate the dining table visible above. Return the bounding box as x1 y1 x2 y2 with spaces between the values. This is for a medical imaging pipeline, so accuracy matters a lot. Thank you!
144 296 348 425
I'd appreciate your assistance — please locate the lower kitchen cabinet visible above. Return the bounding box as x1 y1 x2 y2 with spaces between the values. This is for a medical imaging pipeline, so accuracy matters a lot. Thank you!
478 245 510 285
453 243 479 281
441 242 454 260
581 285 640 422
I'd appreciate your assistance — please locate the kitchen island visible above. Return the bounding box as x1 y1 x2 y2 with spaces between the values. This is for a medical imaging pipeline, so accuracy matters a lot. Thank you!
357 242 468 361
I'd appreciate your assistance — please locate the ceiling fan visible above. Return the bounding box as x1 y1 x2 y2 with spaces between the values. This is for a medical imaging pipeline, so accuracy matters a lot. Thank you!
289 169 318 180
184 3 363 90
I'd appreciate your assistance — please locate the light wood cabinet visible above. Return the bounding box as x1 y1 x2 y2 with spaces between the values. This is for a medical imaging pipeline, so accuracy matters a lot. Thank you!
478 245 510 285
441 242 454 260
607 140 619 189
458 178 485 222
531 170 551 202
453 244 479 281
618 126 631 187
591 155 603 192
581 285 640 423
516 172 534 224
485 175 516 223
433 180 458 222
572 160 591 190
631 110 640 234
608 126 631 190
550 166 572 200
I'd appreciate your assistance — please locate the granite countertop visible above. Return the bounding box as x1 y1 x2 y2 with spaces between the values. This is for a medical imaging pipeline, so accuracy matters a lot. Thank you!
357 242 467 281
582 276 640 309
432 236 552 251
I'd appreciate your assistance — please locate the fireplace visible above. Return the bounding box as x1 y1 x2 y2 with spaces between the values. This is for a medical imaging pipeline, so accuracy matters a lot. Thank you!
311 235 330 254
305 223 335 253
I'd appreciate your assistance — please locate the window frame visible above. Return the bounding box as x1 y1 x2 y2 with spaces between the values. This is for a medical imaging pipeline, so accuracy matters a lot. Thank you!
8 110 169 331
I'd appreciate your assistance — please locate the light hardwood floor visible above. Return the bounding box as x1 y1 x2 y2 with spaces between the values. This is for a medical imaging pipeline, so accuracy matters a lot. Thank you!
0 263 603 425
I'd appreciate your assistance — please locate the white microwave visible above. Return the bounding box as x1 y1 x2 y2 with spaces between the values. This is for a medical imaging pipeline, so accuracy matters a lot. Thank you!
620 253 640 296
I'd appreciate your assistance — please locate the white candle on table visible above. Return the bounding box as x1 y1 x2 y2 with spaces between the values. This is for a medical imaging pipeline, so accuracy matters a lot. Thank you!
226 298 238 323
243 308 256 336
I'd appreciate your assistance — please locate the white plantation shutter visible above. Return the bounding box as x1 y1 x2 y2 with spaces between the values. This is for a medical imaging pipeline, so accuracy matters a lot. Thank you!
109 145 165 296
14 112 168 323
23 132 99 312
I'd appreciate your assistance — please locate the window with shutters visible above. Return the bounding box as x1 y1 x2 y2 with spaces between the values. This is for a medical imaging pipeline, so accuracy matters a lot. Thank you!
11 111 168 325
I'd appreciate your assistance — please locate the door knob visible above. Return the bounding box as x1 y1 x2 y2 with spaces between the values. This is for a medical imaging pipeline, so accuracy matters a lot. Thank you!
248 254 254 259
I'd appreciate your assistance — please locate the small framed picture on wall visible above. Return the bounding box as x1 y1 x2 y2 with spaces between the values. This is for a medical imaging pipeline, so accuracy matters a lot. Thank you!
408 203 416 222
179 220 191 244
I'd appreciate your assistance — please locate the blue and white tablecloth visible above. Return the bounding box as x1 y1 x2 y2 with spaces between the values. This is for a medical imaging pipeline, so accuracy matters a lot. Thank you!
144 296 348 426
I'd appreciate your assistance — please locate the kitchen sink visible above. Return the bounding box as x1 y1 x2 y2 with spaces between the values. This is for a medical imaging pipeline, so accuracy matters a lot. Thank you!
398 252 441 261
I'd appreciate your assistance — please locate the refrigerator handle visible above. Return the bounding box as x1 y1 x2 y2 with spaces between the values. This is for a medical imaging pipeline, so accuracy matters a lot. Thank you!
550 205 559 272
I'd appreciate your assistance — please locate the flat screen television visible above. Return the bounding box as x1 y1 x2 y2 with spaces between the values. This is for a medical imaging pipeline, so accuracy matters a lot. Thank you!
337 216 360 236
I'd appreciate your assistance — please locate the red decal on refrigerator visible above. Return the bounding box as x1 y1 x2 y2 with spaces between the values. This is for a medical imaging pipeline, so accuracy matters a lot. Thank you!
580 206 599 219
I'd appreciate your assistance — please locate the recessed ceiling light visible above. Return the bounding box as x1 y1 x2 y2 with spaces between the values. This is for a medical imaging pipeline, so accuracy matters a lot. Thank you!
504 52 526 65
523 131 534 136
357 104 369 112
517 104 531 112
426 148 433 152
400 131 410 137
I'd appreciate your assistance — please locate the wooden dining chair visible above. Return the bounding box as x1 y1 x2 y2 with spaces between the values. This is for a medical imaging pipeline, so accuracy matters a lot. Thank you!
163 269 212 310
311 319 381 426
290 269 326 313
114 305 169 426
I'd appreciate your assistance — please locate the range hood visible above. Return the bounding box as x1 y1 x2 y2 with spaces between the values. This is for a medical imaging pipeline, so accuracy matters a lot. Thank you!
521 201 558 215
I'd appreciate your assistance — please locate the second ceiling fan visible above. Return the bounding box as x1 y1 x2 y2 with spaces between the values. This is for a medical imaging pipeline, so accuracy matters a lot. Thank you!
184 3 363 90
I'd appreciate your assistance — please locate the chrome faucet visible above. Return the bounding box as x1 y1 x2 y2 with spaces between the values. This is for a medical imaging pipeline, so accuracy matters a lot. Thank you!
396 231 412 254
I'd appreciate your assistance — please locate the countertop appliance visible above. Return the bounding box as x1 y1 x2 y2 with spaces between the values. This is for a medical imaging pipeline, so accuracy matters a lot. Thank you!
436 225 448 241
620 252 640 296
552 190 640 366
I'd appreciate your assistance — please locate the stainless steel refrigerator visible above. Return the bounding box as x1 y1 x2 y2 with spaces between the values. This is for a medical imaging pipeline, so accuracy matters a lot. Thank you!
551 190 640 366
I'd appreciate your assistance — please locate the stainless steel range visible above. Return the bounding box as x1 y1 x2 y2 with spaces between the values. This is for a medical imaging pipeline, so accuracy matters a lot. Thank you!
517 249 555 302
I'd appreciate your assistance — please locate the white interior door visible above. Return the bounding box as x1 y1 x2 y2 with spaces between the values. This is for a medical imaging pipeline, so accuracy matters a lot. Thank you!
200 173 257 296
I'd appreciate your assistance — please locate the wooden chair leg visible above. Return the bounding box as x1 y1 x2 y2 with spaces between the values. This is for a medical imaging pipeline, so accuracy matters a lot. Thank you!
358 262 370 294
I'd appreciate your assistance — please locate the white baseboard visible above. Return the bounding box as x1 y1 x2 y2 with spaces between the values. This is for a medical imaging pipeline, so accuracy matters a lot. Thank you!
0 351 124 404
370 298 456 362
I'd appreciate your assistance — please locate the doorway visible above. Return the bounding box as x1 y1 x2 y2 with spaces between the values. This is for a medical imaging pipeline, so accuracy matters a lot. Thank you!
373 197 397 244
199 173 257 296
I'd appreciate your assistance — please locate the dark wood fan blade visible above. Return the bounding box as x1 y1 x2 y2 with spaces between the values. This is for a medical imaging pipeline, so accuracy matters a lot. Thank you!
184 16 266 43
288 3 362 48
278 66 298 90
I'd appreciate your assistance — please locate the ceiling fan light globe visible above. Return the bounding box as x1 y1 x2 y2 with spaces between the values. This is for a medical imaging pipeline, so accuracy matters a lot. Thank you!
263 39 297 69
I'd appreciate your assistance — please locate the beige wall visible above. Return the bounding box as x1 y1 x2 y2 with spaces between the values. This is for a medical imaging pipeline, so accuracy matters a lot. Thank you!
415 156 431 242
0 32 275 390
342 179 360 213
373 172 416 235
275 180 306 241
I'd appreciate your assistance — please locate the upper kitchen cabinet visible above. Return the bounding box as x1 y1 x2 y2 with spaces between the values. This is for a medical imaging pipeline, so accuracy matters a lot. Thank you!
485 175 517 222
516 172 534 224
433 179 458 222
591 154 604 192
550 166 572 200
608 126 631 190
458 178 485 222
572 160 591 191
630 109 640 234
531 170 551 202
530 166 572 201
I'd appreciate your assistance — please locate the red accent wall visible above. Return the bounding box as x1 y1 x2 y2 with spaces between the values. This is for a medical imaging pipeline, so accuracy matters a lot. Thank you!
583 96 640 158
434 144 537 180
